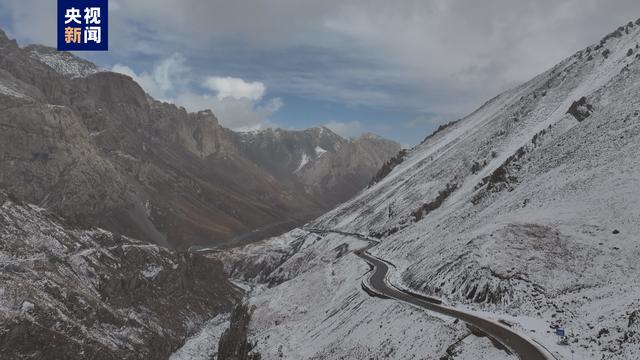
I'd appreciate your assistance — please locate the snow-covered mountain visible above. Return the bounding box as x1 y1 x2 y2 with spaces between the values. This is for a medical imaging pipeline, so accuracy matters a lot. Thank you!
0 28 399 250
217 19 640 359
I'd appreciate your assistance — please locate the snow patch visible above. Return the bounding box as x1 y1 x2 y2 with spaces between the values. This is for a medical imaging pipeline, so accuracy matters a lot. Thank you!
20 301 34 313
28 49 100 78
0 82 26 98
314 146 327 157
169 314 230 360
294 153 309 172
141 264 163 279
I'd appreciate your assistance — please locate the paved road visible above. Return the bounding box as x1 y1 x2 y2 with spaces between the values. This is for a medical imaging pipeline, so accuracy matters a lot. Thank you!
304 228 552 360
356 250 551 360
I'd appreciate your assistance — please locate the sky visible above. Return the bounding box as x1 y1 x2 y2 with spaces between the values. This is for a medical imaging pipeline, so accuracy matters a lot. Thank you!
1 0 639 146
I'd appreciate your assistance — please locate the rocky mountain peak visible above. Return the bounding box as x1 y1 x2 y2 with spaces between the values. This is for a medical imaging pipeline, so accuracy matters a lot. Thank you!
0 28 9 42
0 29 18 50
191 109 219 124
0 27 400 249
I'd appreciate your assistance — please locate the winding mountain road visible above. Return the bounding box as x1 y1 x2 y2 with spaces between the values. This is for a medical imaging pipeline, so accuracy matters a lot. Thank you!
306 228 553 360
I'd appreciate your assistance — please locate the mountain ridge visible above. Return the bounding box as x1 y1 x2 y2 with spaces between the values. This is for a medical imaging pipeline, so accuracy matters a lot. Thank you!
0 29 400 249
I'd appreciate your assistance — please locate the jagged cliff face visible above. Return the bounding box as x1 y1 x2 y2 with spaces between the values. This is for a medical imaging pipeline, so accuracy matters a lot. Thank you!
0 29 399 250
0 192 242 359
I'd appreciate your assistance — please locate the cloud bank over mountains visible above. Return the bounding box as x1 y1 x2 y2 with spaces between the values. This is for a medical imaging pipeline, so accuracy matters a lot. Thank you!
112 54 282 131
2 0 638 142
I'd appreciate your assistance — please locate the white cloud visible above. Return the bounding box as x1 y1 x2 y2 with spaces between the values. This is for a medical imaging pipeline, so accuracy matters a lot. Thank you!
324 120 364 138
110 64 136 78
263 97 283 113
152 54 190 93
111 54 281 131
3 0 55 46
204 76 266 100
112 54 188 102
175 92 282 131
88 0 640 115
4 0 639 141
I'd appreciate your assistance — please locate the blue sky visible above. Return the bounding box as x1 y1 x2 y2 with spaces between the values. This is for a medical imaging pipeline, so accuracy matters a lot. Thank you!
1 0 639 146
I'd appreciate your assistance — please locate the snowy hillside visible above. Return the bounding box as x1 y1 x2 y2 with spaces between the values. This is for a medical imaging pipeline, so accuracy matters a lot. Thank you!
219 19 640 360
211 229 516 359
0 192 241 359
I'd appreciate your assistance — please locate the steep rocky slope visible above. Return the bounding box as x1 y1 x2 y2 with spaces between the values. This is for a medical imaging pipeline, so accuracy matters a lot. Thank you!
0 192 242 359
0 28 399 250
218 19 640 359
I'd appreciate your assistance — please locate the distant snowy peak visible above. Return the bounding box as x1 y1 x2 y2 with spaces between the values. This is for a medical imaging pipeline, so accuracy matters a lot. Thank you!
238 126 344 143
25 45 101 78
309 126 339 137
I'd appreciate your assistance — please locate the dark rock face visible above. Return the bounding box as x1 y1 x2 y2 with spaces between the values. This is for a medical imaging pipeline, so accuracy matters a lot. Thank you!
567 96 595 121
369 149 408 187
629 310 640 330
0 29 399 250
421 119 460 145
411 182 458 222
217 304 262 360
0 194 242 359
